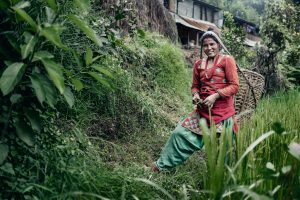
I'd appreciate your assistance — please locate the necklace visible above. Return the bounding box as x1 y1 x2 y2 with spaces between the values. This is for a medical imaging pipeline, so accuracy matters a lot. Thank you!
204 54 220 79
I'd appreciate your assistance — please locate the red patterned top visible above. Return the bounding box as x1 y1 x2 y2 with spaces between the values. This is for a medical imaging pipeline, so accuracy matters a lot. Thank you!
182 54 239 134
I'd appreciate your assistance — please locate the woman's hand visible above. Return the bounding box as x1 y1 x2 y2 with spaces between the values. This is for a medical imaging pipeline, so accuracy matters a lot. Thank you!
203 93 220 109
193 93 201 104
192 93 202 109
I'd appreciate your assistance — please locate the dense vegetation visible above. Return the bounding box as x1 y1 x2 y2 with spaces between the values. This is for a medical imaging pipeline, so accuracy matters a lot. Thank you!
0 0 191 198
204 0 265 24
220 0 300 92
0 0 299 199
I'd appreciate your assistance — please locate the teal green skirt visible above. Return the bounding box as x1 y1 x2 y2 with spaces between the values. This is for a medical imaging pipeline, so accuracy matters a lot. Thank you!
155 117 234 171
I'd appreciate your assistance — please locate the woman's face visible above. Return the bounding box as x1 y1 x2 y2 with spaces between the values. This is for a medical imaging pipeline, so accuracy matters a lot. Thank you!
203 37 220 58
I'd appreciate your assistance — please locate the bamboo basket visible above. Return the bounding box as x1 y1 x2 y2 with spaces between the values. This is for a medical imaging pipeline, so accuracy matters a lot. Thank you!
235 68 265 124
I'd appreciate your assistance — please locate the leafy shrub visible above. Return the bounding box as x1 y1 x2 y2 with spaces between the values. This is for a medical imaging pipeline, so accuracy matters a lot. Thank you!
0 0 118 197
221 11 256 69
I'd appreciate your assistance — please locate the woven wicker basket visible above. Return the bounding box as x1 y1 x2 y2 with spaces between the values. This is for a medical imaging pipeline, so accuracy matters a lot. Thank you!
235 68 265 124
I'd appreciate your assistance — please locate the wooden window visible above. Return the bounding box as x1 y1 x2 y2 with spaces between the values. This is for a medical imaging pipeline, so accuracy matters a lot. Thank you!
163 0 169 9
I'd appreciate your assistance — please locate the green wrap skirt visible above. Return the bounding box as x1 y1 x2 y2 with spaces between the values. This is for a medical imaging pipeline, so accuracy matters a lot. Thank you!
155 117 234 171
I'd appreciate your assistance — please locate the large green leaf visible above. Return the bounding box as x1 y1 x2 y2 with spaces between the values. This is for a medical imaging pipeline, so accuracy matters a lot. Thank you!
30 73 46 104
14 1 30 9
41 58 65 94
71 78 84 91
63 86 74 108
20 32 37 59
31 70 59 108
0 62 26 95
92 65 114 79
45 6 55 23
288 142 300 161
74 0 91 15
0 162 15 175
0 143 9 165
32 51 54 62
88 72 112 89
72 50 83 68
68 15 103 47
12 7 37 30
24 109 42 133
15 119 35 146
40 25 67 49
85 47 93 66
40 75 57 108
46 0 57 11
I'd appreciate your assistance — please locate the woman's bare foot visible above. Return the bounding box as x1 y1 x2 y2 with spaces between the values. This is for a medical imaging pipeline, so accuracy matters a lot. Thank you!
143 163 160 173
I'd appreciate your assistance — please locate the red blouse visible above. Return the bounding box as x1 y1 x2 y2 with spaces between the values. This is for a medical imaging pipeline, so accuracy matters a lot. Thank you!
191 54 239 126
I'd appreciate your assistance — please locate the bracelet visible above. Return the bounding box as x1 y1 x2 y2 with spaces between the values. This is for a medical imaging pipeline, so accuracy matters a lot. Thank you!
216 90 222 98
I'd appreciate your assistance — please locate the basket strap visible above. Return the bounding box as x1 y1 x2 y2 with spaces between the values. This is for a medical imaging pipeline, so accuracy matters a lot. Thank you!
221 48 258 108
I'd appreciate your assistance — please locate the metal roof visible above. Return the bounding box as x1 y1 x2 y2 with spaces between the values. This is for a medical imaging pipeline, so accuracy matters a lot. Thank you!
172 13 221 35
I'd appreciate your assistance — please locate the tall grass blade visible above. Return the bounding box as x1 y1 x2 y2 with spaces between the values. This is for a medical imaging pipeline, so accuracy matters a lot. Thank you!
233 131 275 172
222 186 272 200
30 183 54 193
134 178 175 200
64 191 110 200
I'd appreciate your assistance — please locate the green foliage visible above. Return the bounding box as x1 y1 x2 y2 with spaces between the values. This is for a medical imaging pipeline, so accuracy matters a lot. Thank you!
204 0 265 25
0 0 191 197
0 31 193 200
235 90 300 199
258 0 300 88
0 62 26 95
201 119 235 199
222 12 246 55
221 12 255 68
0 0 117 197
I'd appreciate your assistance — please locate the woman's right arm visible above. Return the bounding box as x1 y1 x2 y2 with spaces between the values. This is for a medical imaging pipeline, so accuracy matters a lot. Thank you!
191 60 201 95
191 60 202 105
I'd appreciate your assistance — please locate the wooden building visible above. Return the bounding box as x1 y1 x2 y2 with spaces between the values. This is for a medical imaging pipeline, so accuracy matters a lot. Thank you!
162 0 223 47
234 16 261 47
160 0 261 48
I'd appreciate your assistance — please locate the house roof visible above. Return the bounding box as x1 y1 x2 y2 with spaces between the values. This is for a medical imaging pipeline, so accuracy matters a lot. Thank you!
193 0 221 11
173 13 221 35
234 16 257 27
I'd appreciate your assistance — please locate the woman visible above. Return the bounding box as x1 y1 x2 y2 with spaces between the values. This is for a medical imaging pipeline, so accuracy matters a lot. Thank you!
151 29 239 172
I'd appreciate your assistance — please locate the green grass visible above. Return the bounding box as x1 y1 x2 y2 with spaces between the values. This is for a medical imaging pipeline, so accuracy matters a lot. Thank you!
31 91 299 199
234 90 300 199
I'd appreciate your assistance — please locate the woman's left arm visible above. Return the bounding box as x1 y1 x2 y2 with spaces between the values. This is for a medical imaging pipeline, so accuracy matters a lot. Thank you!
217 56 239 97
